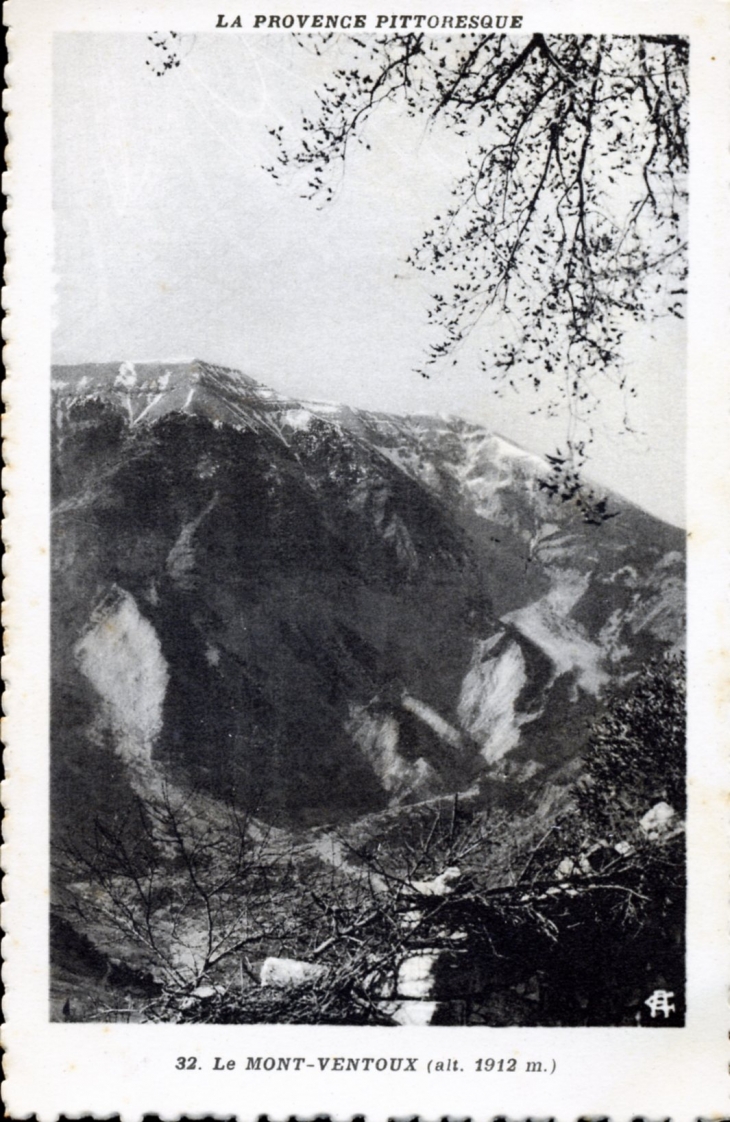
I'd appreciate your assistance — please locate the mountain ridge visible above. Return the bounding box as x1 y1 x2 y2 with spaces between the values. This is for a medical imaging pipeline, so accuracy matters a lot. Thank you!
52 356 673 525
51 358 684 828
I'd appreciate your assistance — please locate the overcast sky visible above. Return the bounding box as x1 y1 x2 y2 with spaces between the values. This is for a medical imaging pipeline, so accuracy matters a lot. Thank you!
53 33 686 526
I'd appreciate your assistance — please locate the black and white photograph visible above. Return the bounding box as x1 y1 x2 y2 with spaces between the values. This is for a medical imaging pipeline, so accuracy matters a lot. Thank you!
8 0 730 1110
48 28 690 1029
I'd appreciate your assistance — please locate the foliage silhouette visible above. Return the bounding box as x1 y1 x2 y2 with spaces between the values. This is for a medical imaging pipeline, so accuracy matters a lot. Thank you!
145 32 687 515
574 651 686 839
267 34 688 420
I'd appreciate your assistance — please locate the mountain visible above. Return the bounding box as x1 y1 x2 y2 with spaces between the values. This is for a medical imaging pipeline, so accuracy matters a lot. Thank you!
51 359 684 830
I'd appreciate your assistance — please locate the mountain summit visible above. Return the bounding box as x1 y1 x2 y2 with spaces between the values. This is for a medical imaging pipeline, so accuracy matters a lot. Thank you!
51 359 684 827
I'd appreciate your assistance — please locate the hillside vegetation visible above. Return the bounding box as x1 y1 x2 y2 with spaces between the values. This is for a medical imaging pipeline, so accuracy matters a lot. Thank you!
51 361 685 1025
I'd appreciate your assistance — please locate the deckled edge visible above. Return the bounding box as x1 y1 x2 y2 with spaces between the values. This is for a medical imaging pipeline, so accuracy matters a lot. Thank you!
2 0 14 1091
0 6 728 1121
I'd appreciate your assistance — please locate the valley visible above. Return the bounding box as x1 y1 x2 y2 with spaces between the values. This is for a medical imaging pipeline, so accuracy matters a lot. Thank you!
50 359 686 1025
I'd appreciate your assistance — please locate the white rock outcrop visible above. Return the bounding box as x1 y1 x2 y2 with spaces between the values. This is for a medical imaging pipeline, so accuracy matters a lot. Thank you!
260 957 327 989
75 586 169 765
640 801 677 840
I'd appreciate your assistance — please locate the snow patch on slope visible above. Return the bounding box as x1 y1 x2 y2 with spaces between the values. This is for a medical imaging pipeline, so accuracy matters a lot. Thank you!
503 570 608 695
401 694 465 751
280 408 315 432
75 587 169 765
166 494 220 589
115 362 138 389
457 635 533 762
440 429 544 522
346 704 440 800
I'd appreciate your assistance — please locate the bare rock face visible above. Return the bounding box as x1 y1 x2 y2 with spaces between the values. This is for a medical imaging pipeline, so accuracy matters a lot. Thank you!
74 586 169 767
51 360 684 831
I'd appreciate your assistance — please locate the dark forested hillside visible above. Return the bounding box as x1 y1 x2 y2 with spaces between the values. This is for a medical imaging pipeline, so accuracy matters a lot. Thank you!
51 359 684 831
50 358 685 1027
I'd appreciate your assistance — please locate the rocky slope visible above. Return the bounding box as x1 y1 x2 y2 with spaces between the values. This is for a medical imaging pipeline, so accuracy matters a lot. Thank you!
51 359 684 831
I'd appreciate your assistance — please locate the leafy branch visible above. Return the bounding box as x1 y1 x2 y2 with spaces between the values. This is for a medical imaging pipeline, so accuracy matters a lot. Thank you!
267 33 687 492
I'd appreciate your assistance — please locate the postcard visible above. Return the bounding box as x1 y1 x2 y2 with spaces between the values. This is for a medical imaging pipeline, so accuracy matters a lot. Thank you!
3 0 729 1116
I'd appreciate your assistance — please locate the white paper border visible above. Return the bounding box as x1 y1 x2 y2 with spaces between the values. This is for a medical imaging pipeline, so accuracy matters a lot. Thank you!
3 0 729 1117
